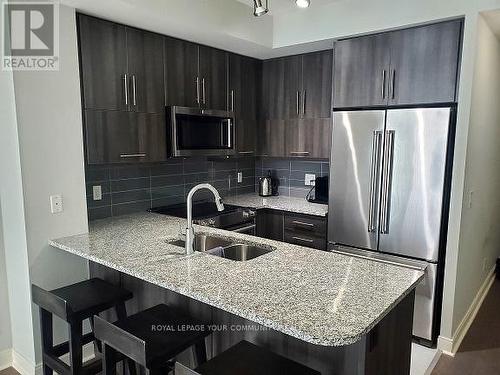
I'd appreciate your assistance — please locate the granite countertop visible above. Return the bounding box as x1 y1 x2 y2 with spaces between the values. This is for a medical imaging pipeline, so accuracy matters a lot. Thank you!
224 193 328 217
50 212 423 347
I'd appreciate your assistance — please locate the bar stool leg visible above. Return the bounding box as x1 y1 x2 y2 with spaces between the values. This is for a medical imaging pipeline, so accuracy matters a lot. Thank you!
39 308 53 375
68 320 83 375
102 344 118 375
115 301 137 375
193 339 207 367
89 316 102 354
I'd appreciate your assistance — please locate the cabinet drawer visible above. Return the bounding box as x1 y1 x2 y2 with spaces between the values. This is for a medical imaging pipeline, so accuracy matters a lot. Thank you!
284 230 326 250
284 213 326 235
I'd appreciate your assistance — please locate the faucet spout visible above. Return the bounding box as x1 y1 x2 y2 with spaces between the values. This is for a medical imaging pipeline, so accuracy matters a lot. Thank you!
185 183 224 255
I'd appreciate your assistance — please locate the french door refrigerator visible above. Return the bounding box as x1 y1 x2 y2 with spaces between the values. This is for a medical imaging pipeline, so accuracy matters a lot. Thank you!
328 107 454 343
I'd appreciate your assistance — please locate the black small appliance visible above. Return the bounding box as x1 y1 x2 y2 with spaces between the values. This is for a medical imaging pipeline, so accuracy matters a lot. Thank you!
307 176 328 204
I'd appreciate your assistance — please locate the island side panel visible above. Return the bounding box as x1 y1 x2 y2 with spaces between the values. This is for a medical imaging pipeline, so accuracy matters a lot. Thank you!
89 261 416 375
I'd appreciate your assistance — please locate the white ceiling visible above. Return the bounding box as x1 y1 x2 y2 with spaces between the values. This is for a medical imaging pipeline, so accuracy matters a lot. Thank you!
234 0 340 15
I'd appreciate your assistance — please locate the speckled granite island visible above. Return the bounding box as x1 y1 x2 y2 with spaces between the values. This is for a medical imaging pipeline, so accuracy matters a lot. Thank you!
50 212 423 374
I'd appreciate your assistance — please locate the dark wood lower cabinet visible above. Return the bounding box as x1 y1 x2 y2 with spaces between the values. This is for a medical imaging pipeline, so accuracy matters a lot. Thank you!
256 209 284 241
84 110 167 164
89 262 415 375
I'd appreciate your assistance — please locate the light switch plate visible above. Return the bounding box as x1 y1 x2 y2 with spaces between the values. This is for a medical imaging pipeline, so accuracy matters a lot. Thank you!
305 174 316 186
50 194 63 214
93 185 102 201
237 172 243 183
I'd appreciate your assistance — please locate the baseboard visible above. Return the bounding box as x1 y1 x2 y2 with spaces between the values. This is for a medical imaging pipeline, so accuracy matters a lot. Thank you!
0 349 12 371
34 342 95 375
438 266 496 355
424 349 442 375
12 350 37 375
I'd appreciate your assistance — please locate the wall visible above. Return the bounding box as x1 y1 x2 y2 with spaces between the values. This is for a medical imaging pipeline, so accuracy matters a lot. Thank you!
255 158 329 198
86 158 255 220
0 209 12 362
11 4 90 365
451 14 500 331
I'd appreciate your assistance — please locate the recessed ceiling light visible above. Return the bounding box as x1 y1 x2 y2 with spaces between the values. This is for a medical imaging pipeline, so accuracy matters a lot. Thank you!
296 0 310 8
253 0 269 16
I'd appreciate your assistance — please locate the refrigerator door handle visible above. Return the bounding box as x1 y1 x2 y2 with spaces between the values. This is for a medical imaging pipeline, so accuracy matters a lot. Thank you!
368 131 382 233
381 130 395 234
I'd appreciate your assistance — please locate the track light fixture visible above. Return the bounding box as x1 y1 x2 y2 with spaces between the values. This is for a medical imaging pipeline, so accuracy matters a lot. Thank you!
253 0 269 17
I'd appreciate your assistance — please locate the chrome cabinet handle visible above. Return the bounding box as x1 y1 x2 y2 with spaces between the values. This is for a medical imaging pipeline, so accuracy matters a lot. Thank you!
302 90 306 116
123 74 129 106
381 70 386 99
131 75 137 106
296 91 300 116
290 151 309 156
380 130 395 234
233 224 256 233
238 151 254 154
391 69 396 99
230 89 235 112
292 236 314 244
202 78 206 105
368 131 382 233
195 77 200 104
292 220 315 228
120 153 146 158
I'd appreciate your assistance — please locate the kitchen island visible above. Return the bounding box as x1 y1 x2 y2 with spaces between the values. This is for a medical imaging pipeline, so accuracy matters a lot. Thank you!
50 212 423 374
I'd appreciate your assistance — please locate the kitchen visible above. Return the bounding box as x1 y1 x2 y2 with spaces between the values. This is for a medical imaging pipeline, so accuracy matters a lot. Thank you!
2 1 500 375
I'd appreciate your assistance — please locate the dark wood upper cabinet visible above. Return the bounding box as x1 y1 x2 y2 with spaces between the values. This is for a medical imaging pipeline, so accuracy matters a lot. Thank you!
388 20 462 106
257 120 286 157
333 19 462 108
229 54 260 155
262 58 286 120
285 118 332 159
199 46 228 110
284 55 302 119
333 33 390 109
302 50 333 118
164 37 199 108
126 28 165 113
84 110 166 164
78 15 128 111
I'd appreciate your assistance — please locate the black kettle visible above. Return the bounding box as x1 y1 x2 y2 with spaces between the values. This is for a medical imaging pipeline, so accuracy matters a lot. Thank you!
259 170 279 197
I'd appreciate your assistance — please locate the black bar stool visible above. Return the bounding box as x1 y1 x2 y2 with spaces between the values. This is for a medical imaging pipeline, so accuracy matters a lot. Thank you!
93 304 210 375
175 340 321 375
32 278 134 375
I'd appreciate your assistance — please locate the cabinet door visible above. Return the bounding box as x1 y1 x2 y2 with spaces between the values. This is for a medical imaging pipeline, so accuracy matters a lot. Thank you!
84 110 166 164
333 34 390 108
78 15 128 111
389 20 462 106
126 28 165 113
302 50 333 118
257 120 285 157
229 54 260 155
284 55 302 119
285 118 332 159
262 59 286 120
164 37 199 107
256 209 284 241
199 46 228 110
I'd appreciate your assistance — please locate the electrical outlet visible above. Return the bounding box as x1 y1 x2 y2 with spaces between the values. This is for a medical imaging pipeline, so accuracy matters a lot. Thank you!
468 190 474 208
483 257 488 272
237 172 243 183
305 174 316 186
50 194 63 214
93 185 102 201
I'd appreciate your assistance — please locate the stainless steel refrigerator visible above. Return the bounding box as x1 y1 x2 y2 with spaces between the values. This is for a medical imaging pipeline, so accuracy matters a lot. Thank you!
328 108 454 343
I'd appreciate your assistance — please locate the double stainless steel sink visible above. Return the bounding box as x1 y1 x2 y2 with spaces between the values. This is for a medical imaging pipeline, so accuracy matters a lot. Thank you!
169 234 273 261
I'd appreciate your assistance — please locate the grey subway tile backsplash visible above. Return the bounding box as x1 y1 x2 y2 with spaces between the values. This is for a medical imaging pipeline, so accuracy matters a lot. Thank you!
85 157 255 221
255 157 329 199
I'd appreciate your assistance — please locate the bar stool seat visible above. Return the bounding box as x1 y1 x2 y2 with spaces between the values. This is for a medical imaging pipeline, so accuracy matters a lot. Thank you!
176 340 321 375
94 304 210 373
32 278 134 375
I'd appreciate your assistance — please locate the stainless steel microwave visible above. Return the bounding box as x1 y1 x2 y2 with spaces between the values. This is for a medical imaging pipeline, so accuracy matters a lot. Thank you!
167 106 235 157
